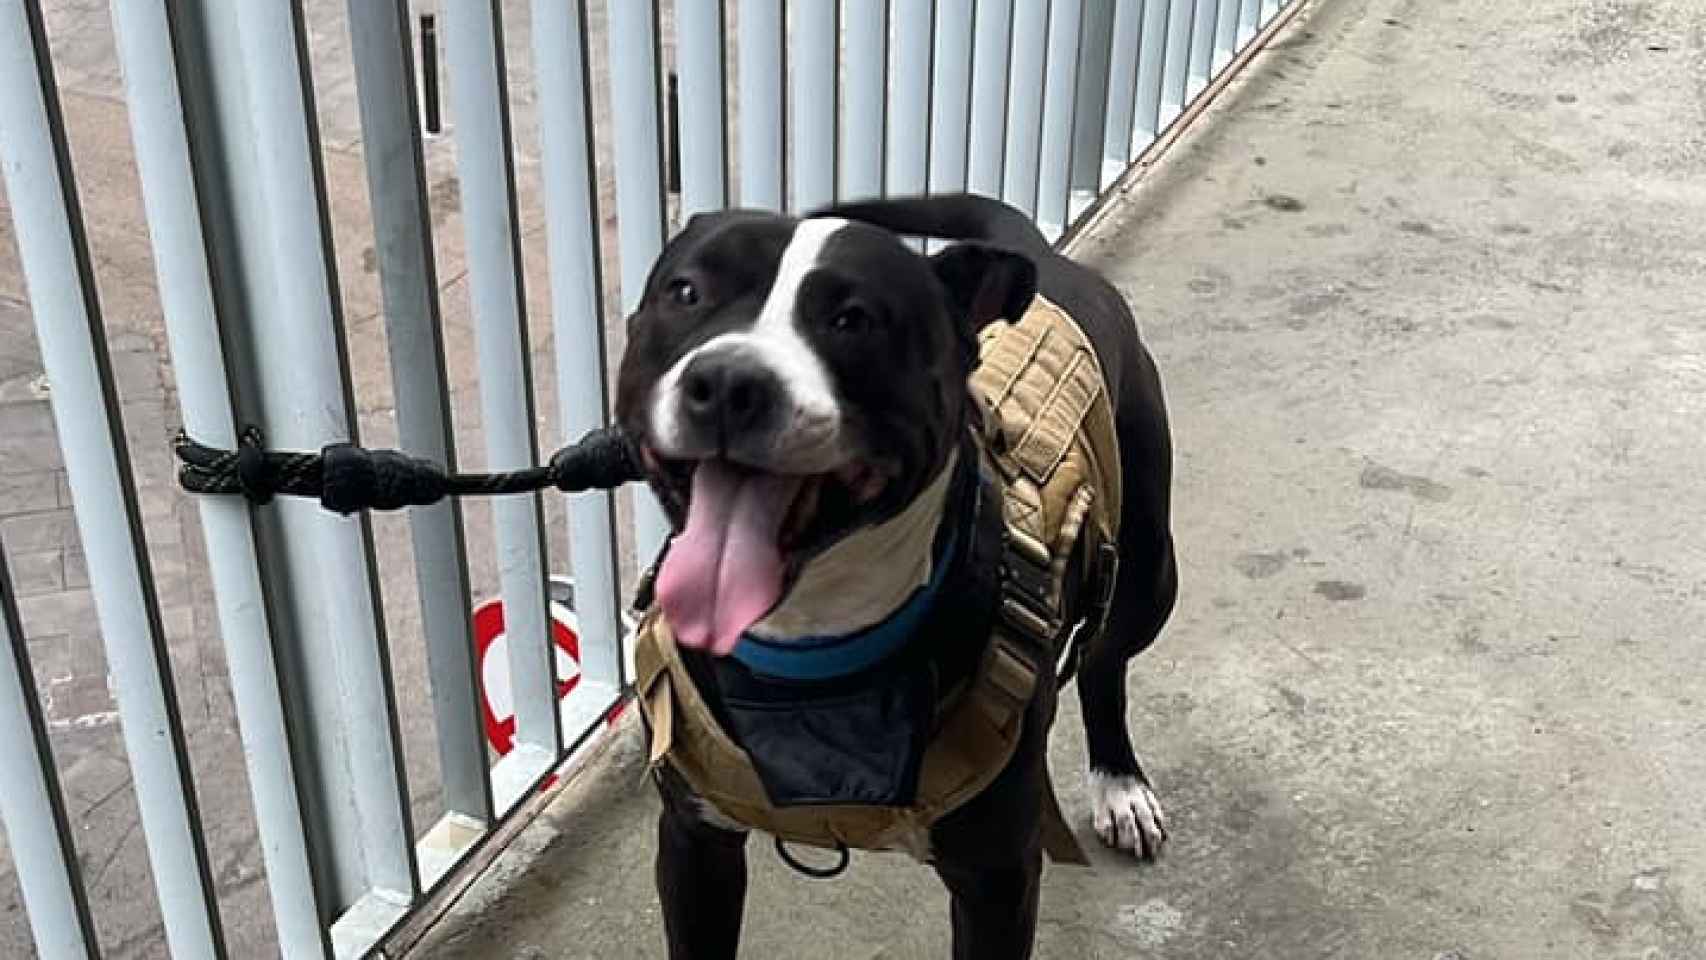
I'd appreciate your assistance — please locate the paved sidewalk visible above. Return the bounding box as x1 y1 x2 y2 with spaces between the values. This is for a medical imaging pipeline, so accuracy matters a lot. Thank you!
413 0 1706 957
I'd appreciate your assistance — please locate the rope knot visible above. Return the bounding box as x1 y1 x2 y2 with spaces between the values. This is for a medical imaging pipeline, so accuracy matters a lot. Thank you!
320 444 449 515
548 425 646 492
235 428 276 504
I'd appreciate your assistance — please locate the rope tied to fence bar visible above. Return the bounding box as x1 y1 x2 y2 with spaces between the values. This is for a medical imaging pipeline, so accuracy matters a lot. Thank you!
174 425 645 514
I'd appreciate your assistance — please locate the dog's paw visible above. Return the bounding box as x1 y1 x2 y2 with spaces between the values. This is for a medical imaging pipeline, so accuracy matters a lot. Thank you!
1088 770 1168 860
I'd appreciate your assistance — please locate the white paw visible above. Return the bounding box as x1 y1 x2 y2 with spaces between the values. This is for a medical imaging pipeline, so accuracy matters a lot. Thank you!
1088 770 1169 859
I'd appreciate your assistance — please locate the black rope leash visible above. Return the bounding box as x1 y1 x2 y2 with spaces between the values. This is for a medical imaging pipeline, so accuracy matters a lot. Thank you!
174 425 646 514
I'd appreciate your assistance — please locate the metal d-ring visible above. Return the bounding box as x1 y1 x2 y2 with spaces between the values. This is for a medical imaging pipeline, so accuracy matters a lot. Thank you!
773 837 851 879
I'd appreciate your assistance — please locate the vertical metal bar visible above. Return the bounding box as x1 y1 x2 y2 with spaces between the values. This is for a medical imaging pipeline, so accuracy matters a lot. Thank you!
1263 0 1282 25
791 0 839 212
739 0 786 209
1158 0 1197 128
840 0 888 201
1239 0 1261 46
1035 0 1084 239
606 0 675 561
346 0 493 826
928 0 974 198
0 4 228 956
999 0 1047 216
887 0 932 212
230 0 420 901
1067 0 1114 219
1187 0 1219 98
668 73 683 194
1214 0 1241 70
115 0 333 951
675 0 729 216
531 0 625 696
1100 0 1145 190
0 556 100 958
966 0 1013 198
1132 0 1171 149
421 15 442 135
171 0 350 924
441 1 562 762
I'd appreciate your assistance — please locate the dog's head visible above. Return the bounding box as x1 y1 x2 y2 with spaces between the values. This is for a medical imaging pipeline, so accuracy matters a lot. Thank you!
614 210 1035 655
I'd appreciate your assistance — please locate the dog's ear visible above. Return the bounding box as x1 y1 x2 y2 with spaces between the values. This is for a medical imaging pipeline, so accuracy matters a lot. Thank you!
928 242 1038 333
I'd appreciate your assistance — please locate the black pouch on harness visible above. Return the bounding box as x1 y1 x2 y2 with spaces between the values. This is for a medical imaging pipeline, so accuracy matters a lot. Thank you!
714 661 936 808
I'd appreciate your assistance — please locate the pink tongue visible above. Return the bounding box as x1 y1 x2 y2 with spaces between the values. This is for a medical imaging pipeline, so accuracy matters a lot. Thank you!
656 462 802 656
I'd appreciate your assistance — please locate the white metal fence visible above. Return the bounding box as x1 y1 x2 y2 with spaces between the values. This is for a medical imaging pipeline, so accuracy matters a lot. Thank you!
0 0 1297 956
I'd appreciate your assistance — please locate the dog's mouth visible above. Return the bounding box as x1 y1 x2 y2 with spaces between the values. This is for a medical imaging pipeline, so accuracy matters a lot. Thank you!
645 449 889 656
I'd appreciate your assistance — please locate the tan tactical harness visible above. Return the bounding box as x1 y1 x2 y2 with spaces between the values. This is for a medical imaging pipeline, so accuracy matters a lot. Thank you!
635 295 1119 866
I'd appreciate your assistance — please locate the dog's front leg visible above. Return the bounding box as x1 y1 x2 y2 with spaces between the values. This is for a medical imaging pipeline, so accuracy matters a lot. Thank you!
930 738 1048 958
655 772 750 959
933 846 1043 960
928 665 1056 958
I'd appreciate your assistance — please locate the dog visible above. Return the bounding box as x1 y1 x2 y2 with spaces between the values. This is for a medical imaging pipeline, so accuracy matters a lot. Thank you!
613 193 1178 960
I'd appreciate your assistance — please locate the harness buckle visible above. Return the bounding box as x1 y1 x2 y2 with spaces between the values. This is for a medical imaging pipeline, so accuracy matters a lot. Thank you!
1004 548 1053 608
998 592 1057 642
998 530 1060 642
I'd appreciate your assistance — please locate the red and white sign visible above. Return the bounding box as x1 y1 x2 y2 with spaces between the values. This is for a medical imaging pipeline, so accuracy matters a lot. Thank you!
471 589 582 756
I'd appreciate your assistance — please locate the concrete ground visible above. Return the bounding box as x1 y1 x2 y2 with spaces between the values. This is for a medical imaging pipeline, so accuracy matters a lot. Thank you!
413 0 1706 958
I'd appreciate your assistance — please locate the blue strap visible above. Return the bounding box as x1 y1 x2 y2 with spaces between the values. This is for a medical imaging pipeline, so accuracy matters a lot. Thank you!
731 532 959 681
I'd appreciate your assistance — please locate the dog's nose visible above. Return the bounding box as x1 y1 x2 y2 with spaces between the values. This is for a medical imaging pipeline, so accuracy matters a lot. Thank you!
680 352 781 439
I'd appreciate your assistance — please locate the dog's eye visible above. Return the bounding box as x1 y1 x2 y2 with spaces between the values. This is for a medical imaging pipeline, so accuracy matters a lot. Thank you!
667 279 700 307
828 306 871 336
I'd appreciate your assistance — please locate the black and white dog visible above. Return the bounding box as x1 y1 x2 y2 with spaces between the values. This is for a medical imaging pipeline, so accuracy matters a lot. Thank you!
614 194 1178 959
